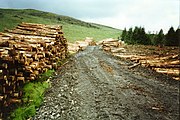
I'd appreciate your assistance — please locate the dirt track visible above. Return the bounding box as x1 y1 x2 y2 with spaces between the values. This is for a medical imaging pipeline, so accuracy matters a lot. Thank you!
34 46 179 120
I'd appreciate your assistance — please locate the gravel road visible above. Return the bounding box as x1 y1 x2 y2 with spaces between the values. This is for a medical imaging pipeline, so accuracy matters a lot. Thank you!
34 46 179 120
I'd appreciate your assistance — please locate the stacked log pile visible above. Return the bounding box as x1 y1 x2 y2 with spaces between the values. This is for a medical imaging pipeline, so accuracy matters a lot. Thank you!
115 54 179 79
0 22 68 118
97 38 123 52
100 40 179 80
68 37 96 53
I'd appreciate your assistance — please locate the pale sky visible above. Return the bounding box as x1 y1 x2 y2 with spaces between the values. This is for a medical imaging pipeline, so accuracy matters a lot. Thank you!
0 0 179 33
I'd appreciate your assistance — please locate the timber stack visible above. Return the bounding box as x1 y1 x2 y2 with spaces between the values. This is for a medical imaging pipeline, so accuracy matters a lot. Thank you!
68 37 96 53
110 45 180 80
97 38 123 52
98 39 179 80
0 22 68 118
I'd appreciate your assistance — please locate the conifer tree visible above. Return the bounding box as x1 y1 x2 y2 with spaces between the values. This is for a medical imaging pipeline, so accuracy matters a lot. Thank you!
121 28 127 41
165 27 176 46
125 27 133 44
175 28 180 46
154 29 165 45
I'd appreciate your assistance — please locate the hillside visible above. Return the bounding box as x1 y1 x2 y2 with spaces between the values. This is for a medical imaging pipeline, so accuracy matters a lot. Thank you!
0 8 121 42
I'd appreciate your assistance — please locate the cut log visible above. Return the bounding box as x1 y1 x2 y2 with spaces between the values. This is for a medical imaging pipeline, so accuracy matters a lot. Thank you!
17 77 25 82
0 96 4 101
9 98 22 104
128 63 141 69
150 64 180 68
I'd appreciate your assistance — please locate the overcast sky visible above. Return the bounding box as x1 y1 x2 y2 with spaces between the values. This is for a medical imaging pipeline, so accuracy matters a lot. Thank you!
0 0 179 33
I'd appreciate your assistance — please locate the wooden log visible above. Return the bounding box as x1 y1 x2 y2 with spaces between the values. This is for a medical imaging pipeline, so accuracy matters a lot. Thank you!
30 62 39 69
25 66 33 73
37 52 45 58
157 54 179 60
153 68 179 76
20 22 62 31
30 74 36 78
102 42 119 47
169 60 180 65
52 63 57 70
17 77 25 82
12 92 19 98
16 26 37 32
128 63 141 69
26 76 35 81
32 54 38 61
150 64 180 68
111 48 126 53
0 32 12 37
11 91 23 98
103 47 111 52
17 72 23 77
5 29 57 38
9 98 22 104
2 86 5 94
33 70 39 76
45 65 52 69
0 96 4 101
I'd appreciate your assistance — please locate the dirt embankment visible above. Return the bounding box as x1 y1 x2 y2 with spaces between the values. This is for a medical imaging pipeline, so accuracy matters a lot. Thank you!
34 46 179 120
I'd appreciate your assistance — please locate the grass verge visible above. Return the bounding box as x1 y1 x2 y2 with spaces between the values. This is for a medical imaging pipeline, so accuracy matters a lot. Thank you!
10 70 55 120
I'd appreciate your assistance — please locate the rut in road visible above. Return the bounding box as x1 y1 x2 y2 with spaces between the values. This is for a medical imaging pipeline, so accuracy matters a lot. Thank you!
34 46 179 120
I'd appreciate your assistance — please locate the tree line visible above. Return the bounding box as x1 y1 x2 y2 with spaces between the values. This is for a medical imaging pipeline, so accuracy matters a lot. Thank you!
121 26 179 46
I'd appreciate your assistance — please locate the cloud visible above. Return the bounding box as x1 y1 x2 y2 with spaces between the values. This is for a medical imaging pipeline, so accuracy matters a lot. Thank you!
0 0 179 32
82 0 179 32
47 0 122 18
0 0 121 18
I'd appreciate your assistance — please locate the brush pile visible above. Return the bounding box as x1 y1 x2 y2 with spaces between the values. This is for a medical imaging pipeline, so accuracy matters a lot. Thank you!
0 22 68 118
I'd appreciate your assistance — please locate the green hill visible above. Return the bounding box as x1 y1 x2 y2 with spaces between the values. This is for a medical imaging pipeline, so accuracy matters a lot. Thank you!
0 8 121 42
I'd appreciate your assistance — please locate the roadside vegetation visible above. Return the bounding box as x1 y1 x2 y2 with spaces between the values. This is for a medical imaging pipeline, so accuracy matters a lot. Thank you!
0 8 120 42
9 70 54 120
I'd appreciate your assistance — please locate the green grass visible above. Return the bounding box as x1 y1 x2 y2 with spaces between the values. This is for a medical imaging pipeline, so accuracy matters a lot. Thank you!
10 70 54 120
0 8 121 42
10 105 36 120
62 22 120 42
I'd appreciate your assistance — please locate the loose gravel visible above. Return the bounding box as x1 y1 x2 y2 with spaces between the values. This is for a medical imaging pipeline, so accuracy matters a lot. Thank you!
34 46 179 120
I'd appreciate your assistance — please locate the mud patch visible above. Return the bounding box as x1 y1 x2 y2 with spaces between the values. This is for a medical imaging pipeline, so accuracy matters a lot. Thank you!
99 61 114 74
